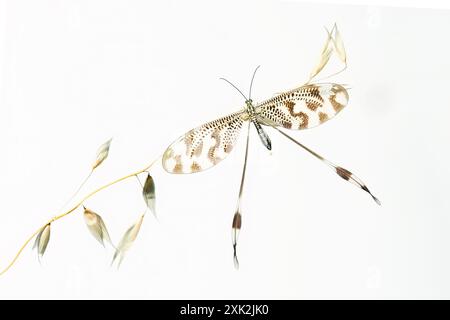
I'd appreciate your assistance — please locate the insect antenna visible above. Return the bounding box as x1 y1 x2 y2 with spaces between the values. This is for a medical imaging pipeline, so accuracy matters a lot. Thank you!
219 77 248 101
248 65 261 100
271 125 380 205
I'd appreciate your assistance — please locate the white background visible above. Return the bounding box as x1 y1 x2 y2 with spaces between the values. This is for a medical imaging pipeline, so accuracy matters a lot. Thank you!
0 0 449 299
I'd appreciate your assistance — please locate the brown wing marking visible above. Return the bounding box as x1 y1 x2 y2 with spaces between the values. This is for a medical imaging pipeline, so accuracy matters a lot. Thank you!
256 83 349 130
162 111 244 174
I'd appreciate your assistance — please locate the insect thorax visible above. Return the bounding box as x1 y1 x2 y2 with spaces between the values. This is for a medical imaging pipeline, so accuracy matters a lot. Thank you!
244 99 257 120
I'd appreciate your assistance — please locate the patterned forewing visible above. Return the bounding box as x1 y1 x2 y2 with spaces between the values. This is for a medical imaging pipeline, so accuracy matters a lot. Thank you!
256 83 349 130
162 111 244 174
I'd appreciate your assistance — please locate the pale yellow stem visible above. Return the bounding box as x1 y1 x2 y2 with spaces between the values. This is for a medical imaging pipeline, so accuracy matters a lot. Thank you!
0 156 161 276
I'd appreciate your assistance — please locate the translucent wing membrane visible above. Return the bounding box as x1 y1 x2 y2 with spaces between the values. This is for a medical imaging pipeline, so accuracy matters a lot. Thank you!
162 111 245 174
256 83 348 130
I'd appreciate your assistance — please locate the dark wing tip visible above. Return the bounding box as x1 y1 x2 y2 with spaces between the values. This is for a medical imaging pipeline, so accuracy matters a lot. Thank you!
361 184 381 206
233 244 240 270
372 194 381 206
233 255 240 270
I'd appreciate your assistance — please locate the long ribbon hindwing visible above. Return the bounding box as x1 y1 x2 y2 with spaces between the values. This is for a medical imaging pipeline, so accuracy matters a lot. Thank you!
162 111 245 174
256 83 349 130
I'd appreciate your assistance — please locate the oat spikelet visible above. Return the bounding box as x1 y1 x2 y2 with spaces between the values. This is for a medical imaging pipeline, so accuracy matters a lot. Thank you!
92 138 112 170
112 214 145 268
33 223 51 260
142 173 156 218
83 206 114 248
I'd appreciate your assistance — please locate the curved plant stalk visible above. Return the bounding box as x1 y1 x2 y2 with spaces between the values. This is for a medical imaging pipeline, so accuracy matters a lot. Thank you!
0 155 161 276
59 170 93 210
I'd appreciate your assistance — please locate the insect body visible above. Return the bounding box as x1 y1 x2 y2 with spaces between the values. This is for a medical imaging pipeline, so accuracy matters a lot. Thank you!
244 99 272 151
161 24 379 269
162 83 348 174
